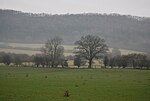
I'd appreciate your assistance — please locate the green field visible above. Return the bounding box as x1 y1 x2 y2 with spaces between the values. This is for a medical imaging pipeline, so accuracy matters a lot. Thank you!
0 66 150 101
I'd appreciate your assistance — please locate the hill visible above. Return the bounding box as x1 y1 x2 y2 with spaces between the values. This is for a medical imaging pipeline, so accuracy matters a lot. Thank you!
0 9 150 52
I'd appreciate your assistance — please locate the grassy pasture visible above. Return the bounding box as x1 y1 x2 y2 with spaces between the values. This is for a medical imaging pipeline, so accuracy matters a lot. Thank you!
0 66 150 101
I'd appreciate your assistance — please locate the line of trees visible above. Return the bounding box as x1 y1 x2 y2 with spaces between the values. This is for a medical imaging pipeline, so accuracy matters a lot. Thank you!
103 54 150 69
0 35 150 69
0 52 31 66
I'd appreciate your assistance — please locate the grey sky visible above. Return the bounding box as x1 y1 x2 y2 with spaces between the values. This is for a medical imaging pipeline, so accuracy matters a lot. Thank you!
0 0 150 17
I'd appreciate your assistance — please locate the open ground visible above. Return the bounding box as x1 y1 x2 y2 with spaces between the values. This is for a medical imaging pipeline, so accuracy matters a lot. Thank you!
0 66 149 101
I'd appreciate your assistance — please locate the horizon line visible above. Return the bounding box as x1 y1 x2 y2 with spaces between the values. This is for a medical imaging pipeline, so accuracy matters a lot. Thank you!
1 8 150 18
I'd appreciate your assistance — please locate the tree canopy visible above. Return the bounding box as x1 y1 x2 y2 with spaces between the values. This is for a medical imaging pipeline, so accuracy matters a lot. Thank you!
75 34 108 68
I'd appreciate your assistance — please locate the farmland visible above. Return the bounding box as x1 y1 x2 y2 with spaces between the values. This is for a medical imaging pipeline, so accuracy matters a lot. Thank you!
0 66 150 101
0 42 143 56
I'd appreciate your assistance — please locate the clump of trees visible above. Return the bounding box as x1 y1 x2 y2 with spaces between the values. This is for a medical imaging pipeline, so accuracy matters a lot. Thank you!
0 52 31 66
2 54 11 65
103 53 150 69
33 54 45 67
74 55 86 68
33 36 68 68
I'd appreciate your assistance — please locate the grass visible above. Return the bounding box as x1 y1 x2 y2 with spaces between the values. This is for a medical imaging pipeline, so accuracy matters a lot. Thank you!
0 66 150 101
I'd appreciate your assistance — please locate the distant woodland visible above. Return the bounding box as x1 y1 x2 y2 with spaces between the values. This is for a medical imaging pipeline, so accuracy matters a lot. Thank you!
0 9 150 52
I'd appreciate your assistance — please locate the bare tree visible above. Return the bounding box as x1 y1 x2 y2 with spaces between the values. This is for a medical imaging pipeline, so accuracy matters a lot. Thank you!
75 34 108 68
42 36 64 67
33 54 43 67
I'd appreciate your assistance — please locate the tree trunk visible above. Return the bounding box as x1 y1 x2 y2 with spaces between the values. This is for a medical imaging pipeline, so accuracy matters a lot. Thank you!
51 63 54 68
51 57 54 67
88 59 92 68
78 65 80 68
62 64 64 68
42 65 44 68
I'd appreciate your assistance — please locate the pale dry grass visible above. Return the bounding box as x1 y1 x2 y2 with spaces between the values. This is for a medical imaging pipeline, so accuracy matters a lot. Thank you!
0 48 41 55
0 42 143 56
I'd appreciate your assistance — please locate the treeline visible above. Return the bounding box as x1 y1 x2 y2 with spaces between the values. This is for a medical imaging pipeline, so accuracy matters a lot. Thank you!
0 52 150 69
0 52 31 66
0 35 150 69
104 54 150 69
0 52 69 67
0 36 69 67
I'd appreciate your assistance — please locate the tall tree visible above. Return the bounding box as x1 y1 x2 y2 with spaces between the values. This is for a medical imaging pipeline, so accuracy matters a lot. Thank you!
75 34 108 68
33 54 42 67
42 36 64 67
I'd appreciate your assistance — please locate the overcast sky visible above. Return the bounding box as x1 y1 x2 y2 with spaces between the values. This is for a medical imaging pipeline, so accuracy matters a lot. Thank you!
0 0 150 17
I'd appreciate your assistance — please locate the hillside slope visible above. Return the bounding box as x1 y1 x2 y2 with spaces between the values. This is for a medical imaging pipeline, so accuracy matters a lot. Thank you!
0 9 150 52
